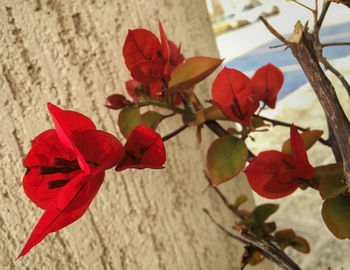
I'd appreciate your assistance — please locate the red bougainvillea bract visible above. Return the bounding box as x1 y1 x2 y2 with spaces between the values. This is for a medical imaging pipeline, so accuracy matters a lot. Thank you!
211 67 259 126
18 103 126 257
251 63 284 109
244 125 316 199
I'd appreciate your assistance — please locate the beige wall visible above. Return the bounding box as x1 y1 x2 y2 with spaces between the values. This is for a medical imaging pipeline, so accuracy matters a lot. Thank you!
0 1 271 269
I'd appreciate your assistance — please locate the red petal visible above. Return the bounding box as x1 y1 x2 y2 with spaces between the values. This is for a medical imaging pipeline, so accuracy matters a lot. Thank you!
149 80 164 98
131 59 164 83
211 67 258 126
18 171 105 258
116 125 166 171
244 151 299 199
290 125 316 179
74 130 125 172
168 41 184 68
123 29 161 72
159 21 171 81
47 103 96 174
252 63 284 109
23 130 76 209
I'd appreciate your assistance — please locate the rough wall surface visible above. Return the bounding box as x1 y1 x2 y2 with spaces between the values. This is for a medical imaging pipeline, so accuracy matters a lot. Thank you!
0 1 271 269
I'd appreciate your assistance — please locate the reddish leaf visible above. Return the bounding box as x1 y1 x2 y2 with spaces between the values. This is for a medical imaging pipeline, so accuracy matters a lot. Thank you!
168 56 223 94
290 236 310 253
211 67 259 126
105 94 132 110
116 125 166 170
252 63 284 108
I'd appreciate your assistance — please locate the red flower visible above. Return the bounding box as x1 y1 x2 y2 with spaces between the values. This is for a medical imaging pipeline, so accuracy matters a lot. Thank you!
123 21 170 84
18 103 125 258
123 22 184 106
251 63 284 109
244 125 316 199
116 125 166 171
211 67 259 126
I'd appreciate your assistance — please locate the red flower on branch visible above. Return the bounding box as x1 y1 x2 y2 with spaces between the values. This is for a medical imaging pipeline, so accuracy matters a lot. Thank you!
123 22 184 105
211 67 259 126
251 63 284 109
244 125 316 199
116 125 166 171
18 103 125 258
123 21 171 85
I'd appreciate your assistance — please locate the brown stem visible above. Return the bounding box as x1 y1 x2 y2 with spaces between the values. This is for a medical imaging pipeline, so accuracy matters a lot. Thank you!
255 114 331 147
288 24 350 187
204 171 244 220
322 42 350 47
203 209 302 270
319 56 350 97
316 1 331 31
260 16 350 188
259 16 288 45
161 124 188 142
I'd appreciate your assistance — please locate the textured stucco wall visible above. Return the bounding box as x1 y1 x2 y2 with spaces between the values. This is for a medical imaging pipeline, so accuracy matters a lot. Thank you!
0 1 271 269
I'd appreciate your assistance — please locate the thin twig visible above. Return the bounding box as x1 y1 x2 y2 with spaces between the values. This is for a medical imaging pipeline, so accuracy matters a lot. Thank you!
319 56 350 97
316 0 331 31
161 124 188 142
322 42 350 47
259 16 289 45
203 209 302 270
255 114 331 147
291 0 315 12
204 171 243 220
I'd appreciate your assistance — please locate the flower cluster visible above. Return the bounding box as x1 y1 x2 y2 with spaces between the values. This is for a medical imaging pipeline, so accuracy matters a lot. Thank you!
211 64 284 126
18 103 165 257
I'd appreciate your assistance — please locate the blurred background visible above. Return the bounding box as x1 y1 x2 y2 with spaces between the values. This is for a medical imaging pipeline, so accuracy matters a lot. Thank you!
205 1 350 269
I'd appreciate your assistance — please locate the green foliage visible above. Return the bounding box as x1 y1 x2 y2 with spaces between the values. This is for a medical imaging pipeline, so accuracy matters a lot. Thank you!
207 135 247 185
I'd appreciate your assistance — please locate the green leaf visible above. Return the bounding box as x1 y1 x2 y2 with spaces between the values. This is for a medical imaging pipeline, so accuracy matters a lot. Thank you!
234 194 248 208
118 107 140 138
281 129 323 155
275 229 296 242
118 107 165 138
141 111 164 130
207 136 247 185
290 236 310 254
322 194 350 239
168 56 223 95
252 204 279 222
319 171 346 200
312 163 343 182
